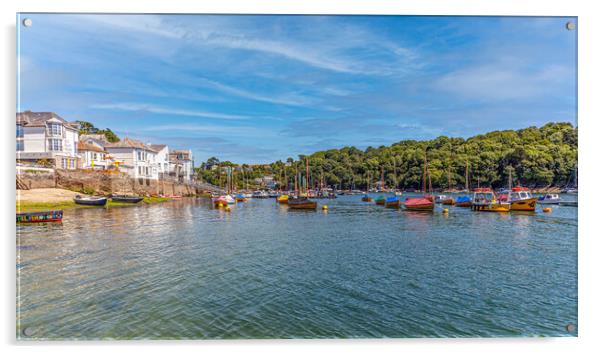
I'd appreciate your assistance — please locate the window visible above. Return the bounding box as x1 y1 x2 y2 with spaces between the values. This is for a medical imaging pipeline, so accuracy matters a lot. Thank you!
92 153 97 160
17 140 24 151
47 123 62 136
48 139 62 151
16 125 23 138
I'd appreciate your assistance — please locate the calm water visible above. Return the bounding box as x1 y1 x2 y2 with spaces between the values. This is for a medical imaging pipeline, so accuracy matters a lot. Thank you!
17 193 578 339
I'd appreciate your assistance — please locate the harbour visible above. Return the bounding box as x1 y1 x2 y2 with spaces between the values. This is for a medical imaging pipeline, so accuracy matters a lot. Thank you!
17 193 577 339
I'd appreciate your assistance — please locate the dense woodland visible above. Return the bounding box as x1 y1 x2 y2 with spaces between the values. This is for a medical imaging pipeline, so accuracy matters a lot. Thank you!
196 122 578 191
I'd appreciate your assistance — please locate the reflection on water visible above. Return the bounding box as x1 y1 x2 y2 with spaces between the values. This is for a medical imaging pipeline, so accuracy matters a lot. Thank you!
17 194 577 339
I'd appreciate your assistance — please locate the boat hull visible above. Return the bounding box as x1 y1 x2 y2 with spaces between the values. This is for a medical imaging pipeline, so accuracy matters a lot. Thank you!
288 198 317 209
442 199 455 205
111 195 143 203
510 198 537 211
455 201 472 207
471 203 510 212
17 210 63 223
375 199 386 205
361 196 373 202
74 197 107 206
385 200 401 208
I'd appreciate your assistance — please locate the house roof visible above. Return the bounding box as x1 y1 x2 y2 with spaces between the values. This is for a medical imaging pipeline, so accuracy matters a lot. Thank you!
106 137 156 152
150 144 167 152
16 111 79 129
78 141 105 153
80 135 109 148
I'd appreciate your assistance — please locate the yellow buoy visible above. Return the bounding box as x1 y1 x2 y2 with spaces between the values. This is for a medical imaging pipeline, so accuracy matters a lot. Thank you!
322 205 328 210
543 207 552 213
443 208 449 214
225 206 231 212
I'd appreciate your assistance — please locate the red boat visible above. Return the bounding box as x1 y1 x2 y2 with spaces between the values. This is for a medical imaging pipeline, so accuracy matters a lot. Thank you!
403 197 435 211
17 210 63 223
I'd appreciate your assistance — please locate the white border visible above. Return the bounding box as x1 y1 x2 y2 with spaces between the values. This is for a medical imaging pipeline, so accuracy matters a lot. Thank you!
2 1 600 353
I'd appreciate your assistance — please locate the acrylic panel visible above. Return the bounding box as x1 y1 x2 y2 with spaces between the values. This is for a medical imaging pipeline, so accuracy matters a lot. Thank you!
16 14 578 340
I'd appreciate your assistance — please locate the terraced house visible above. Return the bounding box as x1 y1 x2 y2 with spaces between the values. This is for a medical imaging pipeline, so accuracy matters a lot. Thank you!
105 138 159 180
16 111 80 169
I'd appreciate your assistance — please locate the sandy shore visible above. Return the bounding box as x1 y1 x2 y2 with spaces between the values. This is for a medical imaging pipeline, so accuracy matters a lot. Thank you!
17 188 81 203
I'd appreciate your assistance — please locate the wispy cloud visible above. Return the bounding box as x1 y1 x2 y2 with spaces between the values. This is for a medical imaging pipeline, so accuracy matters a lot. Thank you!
90 102 249 120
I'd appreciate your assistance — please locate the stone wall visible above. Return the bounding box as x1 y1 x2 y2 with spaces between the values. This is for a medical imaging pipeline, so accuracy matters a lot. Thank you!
17 169 204 196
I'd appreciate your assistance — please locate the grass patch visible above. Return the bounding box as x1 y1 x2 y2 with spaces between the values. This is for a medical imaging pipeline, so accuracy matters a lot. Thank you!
17 196 172 213
143 196 171 204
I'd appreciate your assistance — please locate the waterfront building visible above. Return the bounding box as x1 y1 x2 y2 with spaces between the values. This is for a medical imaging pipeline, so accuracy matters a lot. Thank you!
16 111 80 170
169 149 194 182
150 144 170 179
78 141 110 169
105 138 159 180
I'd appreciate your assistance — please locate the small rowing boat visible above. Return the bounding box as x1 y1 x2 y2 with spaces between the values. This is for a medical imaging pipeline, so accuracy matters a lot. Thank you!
287 197 317 210
455 195 472 207
402 196 434 211
385 196 401 208
74 195 107 206
111 195 143 203
17 210 63 223
361 195 373 202
375 196 386 205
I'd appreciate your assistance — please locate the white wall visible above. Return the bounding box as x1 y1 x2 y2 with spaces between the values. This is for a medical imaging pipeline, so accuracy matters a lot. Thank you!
22 126 46 152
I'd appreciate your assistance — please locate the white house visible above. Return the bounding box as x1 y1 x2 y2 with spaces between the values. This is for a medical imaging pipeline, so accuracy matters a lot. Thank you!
169 149 194 182
150 144 170 178
78 141 109 169
16 111 80 170
105 138 158 180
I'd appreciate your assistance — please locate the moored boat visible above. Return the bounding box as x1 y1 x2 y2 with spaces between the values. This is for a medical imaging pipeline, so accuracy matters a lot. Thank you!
287 197 317 210
470 188 510 212
455 195 472 207
17 210 63 223
538 193 561 204
361 195 373 202
374 196 386 205
111 195 143 203
507 187 537 211
74 195 108 206
402 196 434 211
235 194 247 202
385 196 401 208
276 194 289 204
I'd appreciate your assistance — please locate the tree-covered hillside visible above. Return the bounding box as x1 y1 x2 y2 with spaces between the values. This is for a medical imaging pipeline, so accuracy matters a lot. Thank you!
196 122 577 190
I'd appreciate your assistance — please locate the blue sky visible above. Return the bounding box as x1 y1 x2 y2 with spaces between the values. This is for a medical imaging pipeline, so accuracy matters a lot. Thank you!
17 14 577 164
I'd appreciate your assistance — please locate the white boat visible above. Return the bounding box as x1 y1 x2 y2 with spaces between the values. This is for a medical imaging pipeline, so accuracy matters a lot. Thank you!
538 193 561 204
434 195 448 204
225 195 236 204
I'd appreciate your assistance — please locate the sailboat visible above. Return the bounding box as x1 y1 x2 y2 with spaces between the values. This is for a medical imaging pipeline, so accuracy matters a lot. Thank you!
403 149 435 211
455 160 473 207
288 158 318 210
362 170 373 202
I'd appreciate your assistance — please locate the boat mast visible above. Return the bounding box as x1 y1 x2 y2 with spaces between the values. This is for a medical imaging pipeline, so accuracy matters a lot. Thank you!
381 166 384 192
305 157 310 196
465 160 469 191
423 149 427 193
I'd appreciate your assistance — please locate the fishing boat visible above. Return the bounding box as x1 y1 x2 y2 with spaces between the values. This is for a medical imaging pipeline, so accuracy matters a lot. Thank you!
455 195 472 207
374 196 386 205
471 188 510 212
538 193 561 204
507 187 538 211
235 194 247 202
110 195 143 203
17 210 63 223
385 196 401 208
276 194 289 204
287 196 317 210
403 196 434 211
74 195 108 206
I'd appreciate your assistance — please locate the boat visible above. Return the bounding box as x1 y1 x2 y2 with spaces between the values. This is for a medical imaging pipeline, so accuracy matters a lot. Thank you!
538 193 561 205
287 196 317 210
73 195 107 206
212 196 228 207
402 196 434 211
374 196 386 205
111 195 143 203
235 194 247 202
507 187 538 211
252 190 269 198
403 149 435 212
225 195 236 204
268 191 279 198
276 194 289 204
435 195 454 205
455 195 472 207
17 210 63 223
385 196 401 208
470 188 510 212
361 195 373 202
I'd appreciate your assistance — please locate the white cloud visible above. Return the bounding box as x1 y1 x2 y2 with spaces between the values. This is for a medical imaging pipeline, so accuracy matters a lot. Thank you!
90 103 249 120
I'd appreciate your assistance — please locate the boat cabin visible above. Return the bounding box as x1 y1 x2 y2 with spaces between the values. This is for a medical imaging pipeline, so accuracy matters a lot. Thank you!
472 188 496 204
508 187 532 201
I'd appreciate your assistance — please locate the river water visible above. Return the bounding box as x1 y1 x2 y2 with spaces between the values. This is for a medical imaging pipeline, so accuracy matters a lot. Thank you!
16 193 578 339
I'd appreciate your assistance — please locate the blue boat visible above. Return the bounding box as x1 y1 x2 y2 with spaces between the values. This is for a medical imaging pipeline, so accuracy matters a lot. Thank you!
385 196 401 208
455 195 472 207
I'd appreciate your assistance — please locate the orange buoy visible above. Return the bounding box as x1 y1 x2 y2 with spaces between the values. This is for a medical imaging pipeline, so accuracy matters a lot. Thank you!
543 207 552 213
